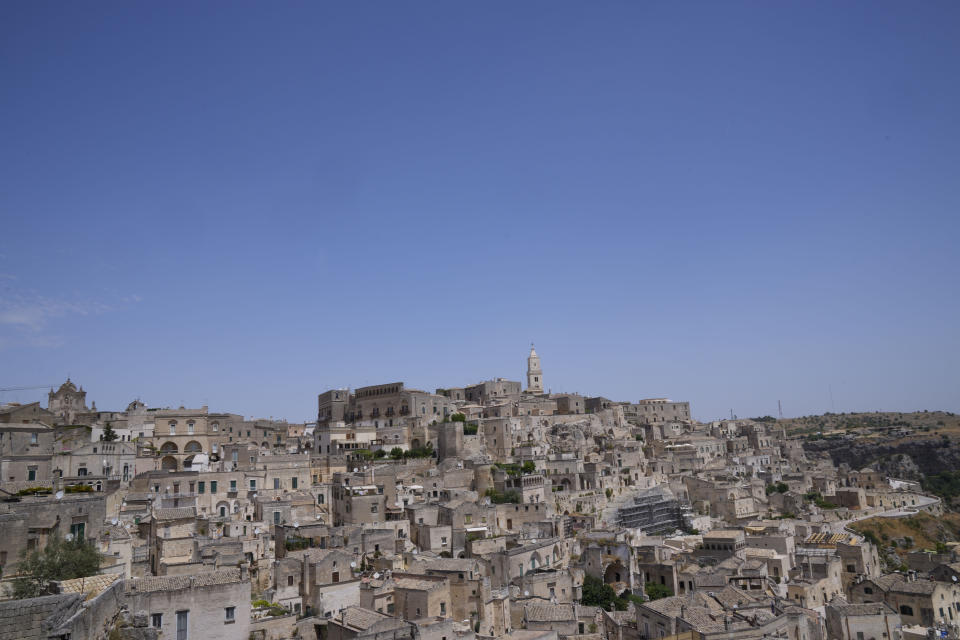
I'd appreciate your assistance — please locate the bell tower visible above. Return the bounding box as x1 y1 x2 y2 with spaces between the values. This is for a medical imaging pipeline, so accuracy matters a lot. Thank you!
526 344 543 394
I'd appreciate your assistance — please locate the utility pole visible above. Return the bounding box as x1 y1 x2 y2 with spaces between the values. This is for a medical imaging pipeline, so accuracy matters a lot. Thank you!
778 400 783 420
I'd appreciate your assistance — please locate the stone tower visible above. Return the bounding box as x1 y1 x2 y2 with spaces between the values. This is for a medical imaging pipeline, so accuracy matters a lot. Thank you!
48 378 88 424
526 345 543 394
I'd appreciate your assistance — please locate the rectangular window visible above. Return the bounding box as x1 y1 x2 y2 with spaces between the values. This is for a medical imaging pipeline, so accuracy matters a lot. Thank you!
225 607 235 622
31 432 38 444
292 477 298 489
230 480 237 491
176 610 188 640
151 613 162 628
274 511 281 524
210 480 218 493
274 478 280 489
198 481 205 493
70 522 85 540
27 466 37 481
288 575 294 586
249 479 256 490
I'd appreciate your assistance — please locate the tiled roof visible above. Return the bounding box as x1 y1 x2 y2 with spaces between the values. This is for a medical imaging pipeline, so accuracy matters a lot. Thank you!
394 576 443 591
890 579 937 595
125 568 244 594
339 606 393 630
154 507 196 520
103 525 131 540
57 573 120 599
0 593 84 640
525 604 575 622
709 585 760 609
866 574 901 592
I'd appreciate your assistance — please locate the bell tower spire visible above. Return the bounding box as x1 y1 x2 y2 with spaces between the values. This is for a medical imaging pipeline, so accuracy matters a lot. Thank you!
526 343 543 394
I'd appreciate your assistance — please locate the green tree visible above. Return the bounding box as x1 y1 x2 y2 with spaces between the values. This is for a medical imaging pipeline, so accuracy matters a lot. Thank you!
373 449 387 458
484 488 521 504
101 423 118 442
389 447 404 460
644 582 673 601
13 533 103 599
449 413 467 423
521 461 536 474
580 575 618 610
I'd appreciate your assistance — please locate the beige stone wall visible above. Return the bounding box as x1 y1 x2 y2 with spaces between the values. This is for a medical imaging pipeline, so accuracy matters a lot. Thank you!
123 577 251 640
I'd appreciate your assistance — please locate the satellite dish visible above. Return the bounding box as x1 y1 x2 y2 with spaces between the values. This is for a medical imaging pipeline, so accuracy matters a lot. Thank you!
524 590 530 597
293 522 300 528
55 491 64 500
373 572 381 579
65 533 74 541
353 468 359 473
111 518 118 525
255 528 261 535
953 576 957 582
350 561 357 568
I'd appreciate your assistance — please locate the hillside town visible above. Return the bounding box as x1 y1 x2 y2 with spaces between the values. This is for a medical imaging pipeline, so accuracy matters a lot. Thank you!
0 347 955 640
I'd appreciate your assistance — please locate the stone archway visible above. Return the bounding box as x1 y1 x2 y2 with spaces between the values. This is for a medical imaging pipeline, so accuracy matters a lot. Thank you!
160 455 178 471
160 441 178 454
604 560 628 586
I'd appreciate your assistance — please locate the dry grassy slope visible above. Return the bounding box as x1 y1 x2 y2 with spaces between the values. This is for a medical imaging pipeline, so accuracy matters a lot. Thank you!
850 512 960 554
780 410 960 439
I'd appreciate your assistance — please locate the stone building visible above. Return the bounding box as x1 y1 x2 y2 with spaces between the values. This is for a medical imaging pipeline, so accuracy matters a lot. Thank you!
824 601 901 640
623 399 691 425
326 606 414 640
0 422 54 486
123 569 251 640
613 485 685 533
392 573 451 620
0 401 54 424
47 379 91 425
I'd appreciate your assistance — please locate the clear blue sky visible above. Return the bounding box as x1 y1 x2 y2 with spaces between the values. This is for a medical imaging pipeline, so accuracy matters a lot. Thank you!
1 1 958 422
